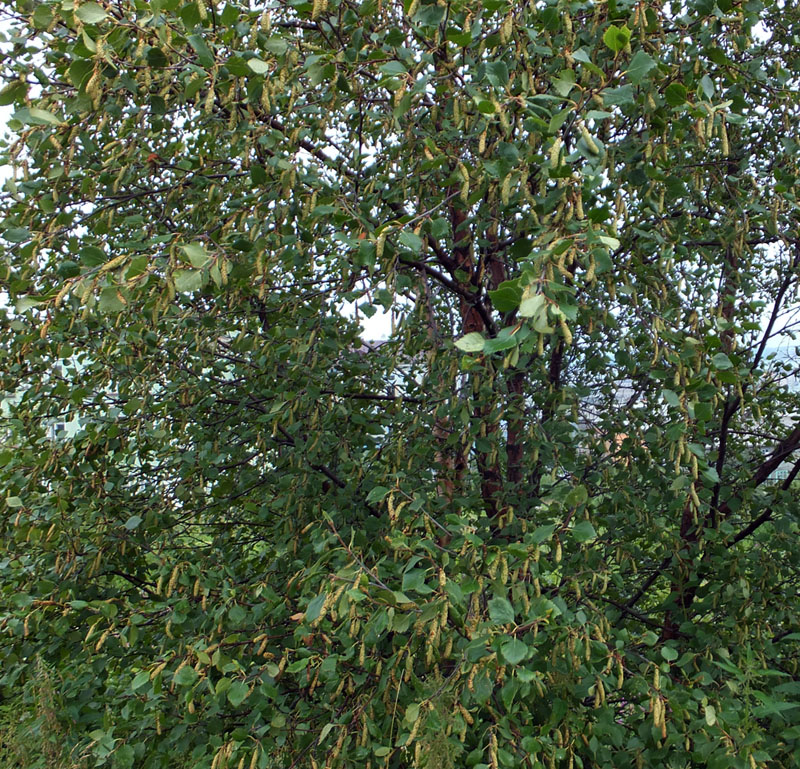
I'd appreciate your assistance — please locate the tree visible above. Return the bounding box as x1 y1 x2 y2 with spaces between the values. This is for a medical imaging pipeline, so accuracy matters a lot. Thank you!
2 0 800 767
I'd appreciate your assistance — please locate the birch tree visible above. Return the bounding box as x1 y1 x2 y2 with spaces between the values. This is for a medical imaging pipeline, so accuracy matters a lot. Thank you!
2 1 800 767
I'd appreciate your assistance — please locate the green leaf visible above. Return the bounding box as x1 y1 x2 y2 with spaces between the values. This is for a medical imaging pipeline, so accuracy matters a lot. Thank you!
264 37 289 55
532 524 556 543
518 293 545 318
80 246 106 266
596 235 620 250
602 84 634 107
227 680 250 707
125 255 149 280
571 521 596 543
694 401 713 421
402 569 433 594
188 34 215 68
380 61 408 76
13 107 63 126
473 670 493 703
404 703 420 724
3 227 30 243
181 243 211 268
662 389 680 408
571 48 603 76
236 54 259 75
752 692 800 717
430 217 449 239
551 73 576 97
98 286 125 314
247 58 271 75
500 637 528 664
75 2 107 23
488 281 522 312
0 81 27 106
455 332 485 352
391 591 416 606
173 269 206 293
704 704 717 726
16 297 44 312
174 666 198 687
626 50 657 84
131 671 151 691
661 645 678 661
483 335 518 354
413 3 445 27
549 108 571 134
603 24 631 54
664 82 688 106
711 353 733 370
485 61 509 87
147 47 168 68
398 230 424 253
286 658 310 673
32 5 54 29
12 593 33 608
699 74 715 99
305 592 327 623
114 744 135 768
366 486 390 503
565 484 588 508
124 515 142 530
488 596 515 625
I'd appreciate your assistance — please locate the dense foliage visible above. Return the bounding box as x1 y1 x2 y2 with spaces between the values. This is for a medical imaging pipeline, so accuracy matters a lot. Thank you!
2 0 800 767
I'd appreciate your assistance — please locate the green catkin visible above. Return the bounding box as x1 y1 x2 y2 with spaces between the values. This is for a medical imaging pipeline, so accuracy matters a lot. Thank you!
580 123 600 155
720 117 729 156
549 136 563 168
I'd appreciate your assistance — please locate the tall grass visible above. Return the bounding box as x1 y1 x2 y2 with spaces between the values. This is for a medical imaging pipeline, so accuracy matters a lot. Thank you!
0 660 87 769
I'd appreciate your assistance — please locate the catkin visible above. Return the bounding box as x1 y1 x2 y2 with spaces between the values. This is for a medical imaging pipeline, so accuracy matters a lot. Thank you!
167 564 180 597
407 709 424 744
500 14 513 44
580 123 600 155
549 137 563 168
586 254 595 282
95 629 111 652
204 84 215 114
720 118 729 156
458 162 470 203
311 0 328 19
489 732 499 769
501 175 511 205
575 189 584 220
559 317 573 345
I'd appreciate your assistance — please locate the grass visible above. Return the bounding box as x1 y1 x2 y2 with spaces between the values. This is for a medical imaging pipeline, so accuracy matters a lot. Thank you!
0 660 87 769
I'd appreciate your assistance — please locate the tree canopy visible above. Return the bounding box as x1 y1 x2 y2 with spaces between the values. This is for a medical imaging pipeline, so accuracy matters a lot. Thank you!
2 0 800 767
